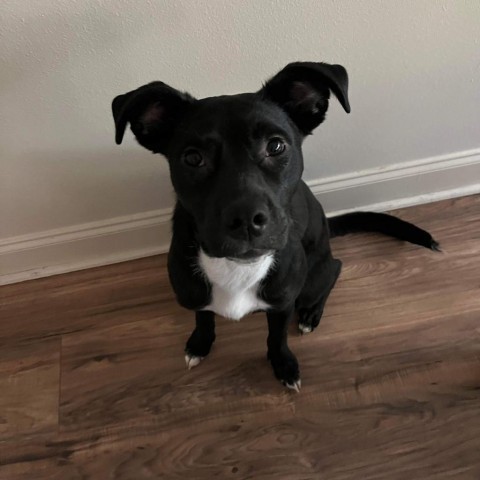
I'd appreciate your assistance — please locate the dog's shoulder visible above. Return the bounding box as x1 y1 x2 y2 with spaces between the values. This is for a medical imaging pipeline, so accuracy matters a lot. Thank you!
168 204 212 310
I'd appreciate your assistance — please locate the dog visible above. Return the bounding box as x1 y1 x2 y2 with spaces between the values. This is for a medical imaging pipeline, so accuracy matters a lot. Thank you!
112 61 439 391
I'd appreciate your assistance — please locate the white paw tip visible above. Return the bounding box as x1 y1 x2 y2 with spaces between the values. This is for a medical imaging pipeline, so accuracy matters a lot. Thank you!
185 354 203 370
285 379 302 393
298 323 312 334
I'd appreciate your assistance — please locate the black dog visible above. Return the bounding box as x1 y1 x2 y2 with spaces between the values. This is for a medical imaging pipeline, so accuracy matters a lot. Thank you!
112 62 438 391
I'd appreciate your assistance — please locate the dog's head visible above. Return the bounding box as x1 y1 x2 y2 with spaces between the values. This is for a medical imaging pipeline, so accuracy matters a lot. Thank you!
112 62 350 259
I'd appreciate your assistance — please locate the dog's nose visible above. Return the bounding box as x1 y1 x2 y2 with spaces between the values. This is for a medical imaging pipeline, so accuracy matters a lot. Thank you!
250 212 269 235
225 208 269 239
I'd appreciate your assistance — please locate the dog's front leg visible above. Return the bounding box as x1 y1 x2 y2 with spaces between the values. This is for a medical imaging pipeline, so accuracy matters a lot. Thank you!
185 310 216 369
267 306 301 392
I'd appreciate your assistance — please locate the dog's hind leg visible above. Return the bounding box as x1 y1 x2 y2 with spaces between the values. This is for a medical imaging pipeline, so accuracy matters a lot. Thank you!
297 258 342 334
185 310 216 369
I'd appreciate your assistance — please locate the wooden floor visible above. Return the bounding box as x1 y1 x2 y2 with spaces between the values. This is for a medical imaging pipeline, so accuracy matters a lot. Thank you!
0 196 479 479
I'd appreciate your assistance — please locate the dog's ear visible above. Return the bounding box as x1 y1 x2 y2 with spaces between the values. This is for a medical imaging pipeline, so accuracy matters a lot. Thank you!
112 81 195 154
260 62 350 134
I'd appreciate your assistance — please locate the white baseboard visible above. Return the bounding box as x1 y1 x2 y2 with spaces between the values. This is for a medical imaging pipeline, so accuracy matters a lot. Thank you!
310 148 480 215
0 210 172 286
1 148 480 285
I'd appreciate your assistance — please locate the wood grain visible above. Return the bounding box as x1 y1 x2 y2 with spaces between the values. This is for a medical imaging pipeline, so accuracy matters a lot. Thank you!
0 195 479 479
0 339 60 443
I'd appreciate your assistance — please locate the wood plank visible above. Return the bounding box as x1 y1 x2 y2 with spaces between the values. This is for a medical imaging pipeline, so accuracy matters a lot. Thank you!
0 255 178 345
0 339 60 441
2 393 479 479
58 314 295 433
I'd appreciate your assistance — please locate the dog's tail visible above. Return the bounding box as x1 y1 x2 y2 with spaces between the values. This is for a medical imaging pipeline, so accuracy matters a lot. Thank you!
328 212 440 251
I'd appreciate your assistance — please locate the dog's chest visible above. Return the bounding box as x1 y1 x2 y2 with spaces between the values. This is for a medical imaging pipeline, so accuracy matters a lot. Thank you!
198 250 273 321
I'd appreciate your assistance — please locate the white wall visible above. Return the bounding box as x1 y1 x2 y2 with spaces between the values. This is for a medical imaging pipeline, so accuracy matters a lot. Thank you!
1 0 480 282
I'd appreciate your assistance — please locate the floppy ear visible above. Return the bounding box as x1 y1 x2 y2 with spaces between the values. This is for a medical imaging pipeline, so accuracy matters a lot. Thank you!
260 62 350 134
112 81 195 154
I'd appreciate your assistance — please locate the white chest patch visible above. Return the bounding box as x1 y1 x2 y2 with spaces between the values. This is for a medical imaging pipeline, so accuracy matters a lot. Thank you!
198 250 273 321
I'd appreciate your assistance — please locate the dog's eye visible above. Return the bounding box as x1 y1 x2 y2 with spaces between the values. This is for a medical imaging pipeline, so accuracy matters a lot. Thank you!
266 138 286 156
183 149 205 167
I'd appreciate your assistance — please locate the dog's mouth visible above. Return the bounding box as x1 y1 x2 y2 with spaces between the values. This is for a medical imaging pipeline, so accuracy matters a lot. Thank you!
198 220 289 260
200 239 276 262
226 249 273 263
200 241 272 261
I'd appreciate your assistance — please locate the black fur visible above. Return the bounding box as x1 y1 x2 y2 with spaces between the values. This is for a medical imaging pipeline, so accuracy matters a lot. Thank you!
329 212 440 250
112 61 438 390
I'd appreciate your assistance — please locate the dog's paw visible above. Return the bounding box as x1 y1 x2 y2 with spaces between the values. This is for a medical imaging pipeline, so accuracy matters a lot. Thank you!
185 328 215 367
298 307 323 334
431 239 442 252
185 352 203 370
184 327 215 370
298 322 313 334
268 348 301 393
283 378 302 393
